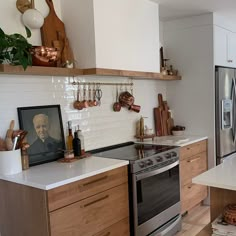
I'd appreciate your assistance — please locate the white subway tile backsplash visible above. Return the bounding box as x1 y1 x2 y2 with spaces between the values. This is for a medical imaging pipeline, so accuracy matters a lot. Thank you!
0 74 166 151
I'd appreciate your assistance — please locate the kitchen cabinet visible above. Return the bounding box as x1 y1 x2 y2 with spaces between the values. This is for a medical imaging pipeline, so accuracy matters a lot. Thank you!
61 0 160 73
214 26 236 67
0 166 129 236
179 140 208 214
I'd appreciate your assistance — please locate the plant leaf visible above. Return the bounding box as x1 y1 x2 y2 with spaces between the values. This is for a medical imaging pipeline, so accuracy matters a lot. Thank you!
0 28 4 37
25 26 31 38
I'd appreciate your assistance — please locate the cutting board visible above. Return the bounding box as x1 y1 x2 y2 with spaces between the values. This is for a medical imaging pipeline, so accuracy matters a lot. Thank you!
41 0 66 48
154 107 162 136
167 117 174 135
162 102 169 136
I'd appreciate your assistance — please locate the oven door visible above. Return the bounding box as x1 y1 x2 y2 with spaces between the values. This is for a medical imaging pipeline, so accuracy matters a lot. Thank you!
132 160 181 236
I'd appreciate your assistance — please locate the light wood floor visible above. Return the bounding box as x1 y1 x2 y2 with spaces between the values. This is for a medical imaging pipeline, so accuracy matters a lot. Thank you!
175 205 210 236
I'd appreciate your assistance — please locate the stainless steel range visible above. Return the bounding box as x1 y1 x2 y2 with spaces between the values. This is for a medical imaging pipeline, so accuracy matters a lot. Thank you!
93 142 181 236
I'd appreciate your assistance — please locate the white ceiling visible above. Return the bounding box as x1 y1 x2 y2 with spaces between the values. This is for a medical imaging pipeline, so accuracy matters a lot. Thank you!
152 0 236 22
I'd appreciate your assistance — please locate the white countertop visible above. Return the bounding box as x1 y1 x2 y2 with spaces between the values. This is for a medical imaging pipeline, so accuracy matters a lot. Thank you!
0 135 207 191
0 156 128 190
193 156 236 191
136 135 208 147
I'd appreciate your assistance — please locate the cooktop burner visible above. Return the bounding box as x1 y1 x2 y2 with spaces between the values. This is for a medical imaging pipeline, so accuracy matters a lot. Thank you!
93 142 177 161
92 142 179 173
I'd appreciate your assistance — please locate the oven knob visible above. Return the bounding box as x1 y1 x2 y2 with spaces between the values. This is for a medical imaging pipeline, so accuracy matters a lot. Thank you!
155 156 163 162
165 153 171 159
139 161 146 168
171 151 177 157
146 159 153 166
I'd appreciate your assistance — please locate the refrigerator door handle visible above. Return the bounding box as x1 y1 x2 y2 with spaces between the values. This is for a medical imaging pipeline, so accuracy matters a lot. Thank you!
231 78 236 142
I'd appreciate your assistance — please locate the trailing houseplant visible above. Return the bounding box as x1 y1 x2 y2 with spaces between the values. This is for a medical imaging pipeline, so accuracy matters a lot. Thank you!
0 27 32 70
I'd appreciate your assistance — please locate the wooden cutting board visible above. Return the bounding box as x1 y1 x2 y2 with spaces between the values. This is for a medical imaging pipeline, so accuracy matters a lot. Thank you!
41 0 66 48
154 107 162 136
167 117 174 135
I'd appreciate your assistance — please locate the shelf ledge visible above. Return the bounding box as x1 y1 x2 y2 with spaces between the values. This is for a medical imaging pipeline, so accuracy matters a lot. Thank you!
0 65 181 80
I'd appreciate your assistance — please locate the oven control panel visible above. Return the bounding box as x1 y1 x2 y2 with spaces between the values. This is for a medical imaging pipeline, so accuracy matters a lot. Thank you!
133 148 179 173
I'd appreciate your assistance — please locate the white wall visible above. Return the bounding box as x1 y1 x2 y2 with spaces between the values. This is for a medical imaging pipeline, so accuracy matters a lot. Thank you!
0 75 166 151
163 14 215 168
0 1 167 151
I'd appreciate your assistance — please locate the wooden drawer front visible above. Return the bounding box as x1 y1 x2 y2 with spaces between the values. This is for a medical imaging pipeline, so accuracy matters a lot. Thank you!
48 166 128 211
94 218 130 236
181 183 208 214
50 183 129 236
180 140 207 161
180 152 207 187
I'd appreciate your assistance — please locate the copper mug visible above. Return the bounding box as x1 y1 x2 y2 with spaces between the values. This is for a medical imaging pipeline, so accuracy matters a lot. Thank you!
119 91 134 107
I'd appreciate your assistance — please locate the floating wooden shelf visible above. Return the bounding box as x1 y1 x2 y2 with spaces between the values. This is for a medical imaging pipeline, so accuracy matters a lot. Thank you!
0 64 83 77
0 65 181 80
83 68 182 80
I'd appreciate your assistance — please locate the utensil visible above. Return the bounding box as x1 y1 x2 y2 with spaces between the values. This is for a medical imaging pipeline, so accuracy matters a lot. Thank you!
88 84 94 107
113 86 121 112
82 85 89 108
95 85 102 106
5 120 15 151
92 84 97 106
73 85 83 110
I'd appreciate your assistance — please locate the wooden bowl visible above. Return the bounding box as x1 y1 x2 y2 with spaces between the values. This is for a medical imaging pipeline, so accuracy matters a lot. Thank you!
172 130 185 136
30 46 58 67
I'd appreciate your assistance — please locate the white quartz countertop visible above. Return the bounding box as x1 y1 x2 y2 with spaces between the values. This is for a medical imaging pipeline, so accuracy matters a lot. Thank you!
0 156 129 190
136 135 207 147
193 156 236 191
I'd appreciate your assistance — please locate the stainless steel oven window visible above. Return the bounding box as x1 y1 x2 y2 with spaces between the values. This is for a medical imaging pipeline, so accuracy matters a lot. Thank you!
132 161 180 231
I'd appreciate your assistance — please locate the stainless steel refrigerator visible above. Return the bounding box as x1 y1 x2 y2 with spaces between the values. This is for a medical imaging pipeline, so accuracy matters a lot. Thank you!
215 66 236 164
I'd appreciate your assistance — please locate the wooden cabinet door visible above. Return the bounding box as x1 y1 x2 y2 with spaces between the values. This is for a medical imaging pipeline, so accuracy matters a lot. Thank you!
94 218 130 236
180 140 207 161
50 183 129 236
48 166 128 211
180 152 207 187
181 183 208 214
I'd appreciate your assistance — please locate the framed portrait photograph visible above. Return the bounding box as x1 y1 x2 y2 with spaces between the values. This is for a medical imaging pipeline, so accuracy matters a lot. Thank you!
17 105 65 166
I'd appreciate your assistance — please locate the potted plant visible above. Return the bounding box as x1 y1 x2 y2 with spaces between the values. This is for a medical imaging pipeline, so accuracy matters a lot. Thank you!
0 27 32 70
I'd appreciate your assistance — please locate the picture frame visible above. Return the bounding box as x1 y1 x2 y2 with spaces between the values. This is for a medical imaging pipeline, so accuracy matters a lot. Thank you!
17 105 65 166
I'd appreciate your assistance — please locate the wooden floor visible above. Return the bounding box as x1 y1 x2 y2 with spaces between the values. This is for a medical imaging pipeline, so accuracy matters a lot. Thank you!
175 205 210 236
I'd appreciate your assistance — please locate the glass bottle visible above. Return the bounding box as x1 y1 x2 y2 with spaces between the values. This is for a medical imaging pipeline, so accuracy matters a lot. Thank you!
77 126 85 156
72 131 81 157
67 121 73 150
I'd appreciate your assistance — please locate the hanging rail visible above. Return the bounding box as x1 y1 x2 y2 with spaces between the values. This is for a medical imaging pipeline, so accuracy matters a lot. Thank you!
71 81 133 86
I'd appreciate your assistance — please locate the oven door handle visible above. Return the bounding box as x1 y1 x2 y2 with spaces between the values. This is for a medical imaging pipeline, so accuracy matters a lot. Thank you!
135 160 179 181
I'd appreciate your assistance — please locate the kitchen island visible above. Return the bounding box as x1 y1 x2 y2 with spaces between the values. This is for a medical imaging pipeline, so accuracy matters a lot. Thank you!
193 156 236 235
0 156 130 236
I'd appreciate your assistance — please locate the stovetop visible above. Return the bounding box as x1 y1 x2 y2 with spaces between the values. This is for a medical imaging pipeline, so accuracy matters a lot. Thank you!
91 142 179 173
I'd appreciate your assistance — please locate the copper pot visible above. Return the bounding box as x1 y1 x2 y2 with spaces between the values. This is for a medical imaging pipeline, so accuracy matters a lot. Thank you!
119 91 134 107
